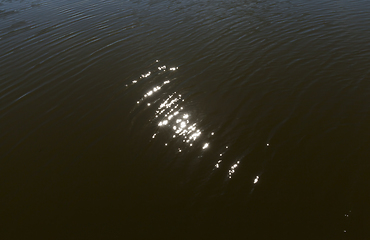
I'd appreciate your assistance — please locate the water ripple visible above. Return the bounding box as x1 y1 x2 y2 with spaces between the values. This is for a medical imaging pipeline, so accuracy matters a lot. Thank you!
1 0 370 236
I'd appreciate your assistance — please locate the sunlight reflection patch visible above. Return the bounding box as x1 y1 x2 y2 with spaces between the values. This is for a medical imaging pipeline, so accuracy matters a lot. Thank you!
132 60 212 152
228 160 240 179
155 93 205 147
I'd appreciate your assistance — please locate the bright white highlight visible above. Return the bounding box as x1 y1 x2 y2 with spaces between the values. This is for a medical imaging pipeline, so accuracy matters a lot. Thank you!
228 160 240 178
254 176 259 184
141 72 151 78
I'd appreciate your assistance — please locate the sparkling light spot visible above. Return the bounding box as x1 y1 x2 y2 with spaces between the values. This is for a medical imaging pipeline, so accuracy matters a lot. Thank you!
159 120 168 126
254 176 259 184
150 91 204 148
141 71 151 78
228 160 240 178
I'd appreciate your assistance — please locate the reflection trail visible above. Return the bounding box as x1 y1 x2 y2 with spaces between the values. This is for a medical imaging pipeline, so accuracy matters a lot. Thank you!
131 60 209 152
128 60 268 184
155 93 203 146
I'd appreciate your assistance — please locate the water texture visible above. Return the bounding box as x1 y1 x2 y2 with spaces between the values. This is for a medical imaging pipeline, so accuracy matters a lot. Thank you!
1 0 370 238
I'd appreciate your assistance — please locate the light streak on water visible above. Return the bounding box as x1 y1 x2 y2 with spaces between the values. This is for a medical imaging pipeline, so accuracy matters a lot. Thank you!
155 93 205 148
133 61 210 151
228 160 240 179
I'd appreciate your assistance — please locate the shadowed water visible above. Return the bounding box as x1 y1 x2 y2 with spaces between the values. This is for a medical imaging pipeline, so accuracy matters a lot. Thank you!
1 0 370 238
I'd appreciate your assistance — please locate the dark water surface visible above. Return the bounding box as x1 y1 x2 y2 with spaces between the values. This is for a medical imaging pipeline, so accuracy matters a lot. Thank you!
1 0 370 238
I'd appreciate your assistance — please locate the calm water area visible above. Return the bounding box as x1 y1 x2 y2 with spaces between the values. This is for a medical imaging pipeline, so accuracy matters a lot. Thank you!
1 0 370 238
